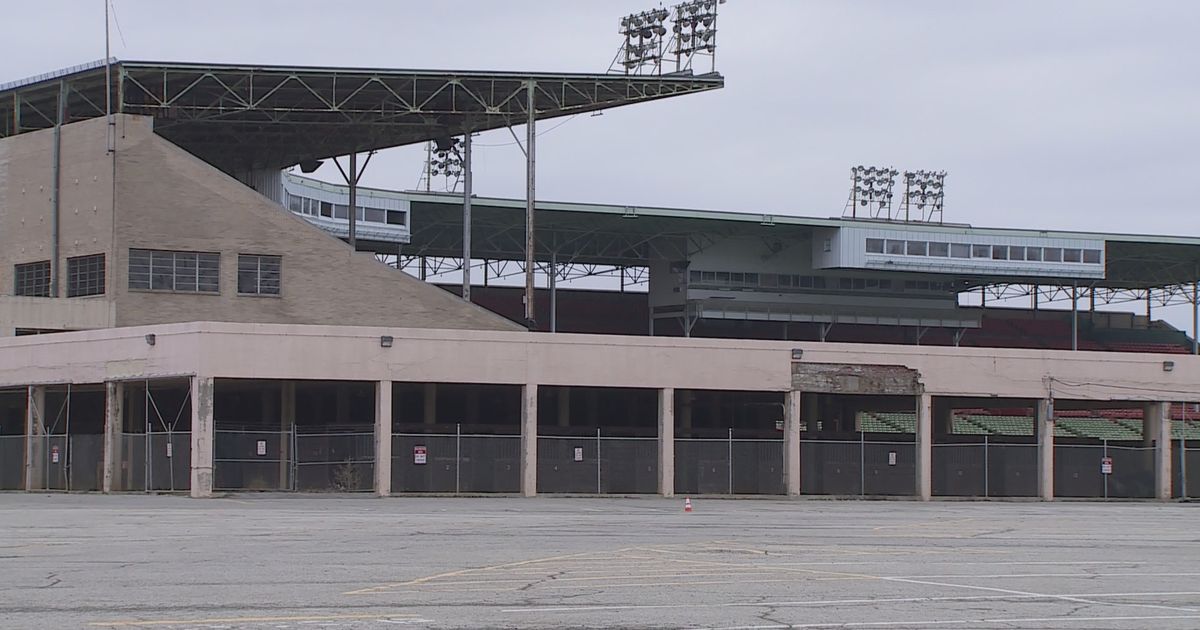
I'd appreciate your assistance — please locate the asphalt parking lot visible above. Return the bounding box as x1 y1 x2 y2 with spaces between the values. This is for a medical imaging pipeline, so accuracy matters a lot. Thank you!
1 494 1198 629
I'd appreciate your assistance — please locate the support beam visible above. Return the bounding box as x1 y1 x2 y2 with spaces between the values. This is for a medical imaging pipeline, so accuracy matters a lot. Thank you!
102 381 123 493
784 391 802 497
348 151 358 248
658 387 675 497
520 383 538 497
375 380 393 497
189 376 215 498
24 386 45 492
1071 283 1078 351
280 382 295 491
549 253 558 333
423 383 437 425
1193 280 1198 356
50 80 66 298
1037 398 1054 501
523 80 537 330
1146 402 1172 501
915 393 932 501
462 131 473 302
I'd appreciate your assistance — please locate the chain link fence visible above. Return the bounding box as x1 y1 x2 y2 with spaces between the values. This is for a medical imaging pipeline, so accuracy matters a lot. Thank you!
538 433 658 494
117 432 191 492
800 437 916 496
294 431 374 492
36 434 104 491
673 435 786 495
1055 442 1155 499
933 438 1038 497
1178 440 1198 499
214 430 290 491
392 432 523 493
0 435 23 490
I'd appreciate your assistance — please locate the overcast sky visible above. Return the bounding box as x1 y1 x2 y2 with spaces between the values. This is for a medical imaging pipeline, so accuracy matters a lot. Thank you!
5 0 1199 237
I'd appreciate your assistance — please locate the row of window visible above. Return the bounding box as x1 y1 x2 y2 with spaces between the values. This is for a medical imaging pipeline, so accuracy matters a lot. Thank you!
688 270 958 293
288 194 406 226
129 249 281 296
13 251 280 297
14 254 106 298
865 239 1102 264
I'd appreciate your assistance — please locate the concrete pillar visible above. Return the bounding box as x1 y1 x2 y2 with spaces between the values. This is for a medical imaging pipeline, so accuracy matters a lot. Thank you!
784 391 802 496
520 383 538 496
102 381 123 493
24 385 45 492
1146 402 1172 501
189 376 215 498
375 380 393 497
279 382 295 490
915 392 932 501
1036 399 1054 501
658 388 675 497
557 388 571 428
423 383 437 425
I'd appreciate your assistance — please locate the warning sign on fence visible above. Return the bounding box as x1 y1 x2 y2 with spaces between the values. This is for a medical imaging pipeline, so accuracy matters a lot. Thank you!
256 440 267 456
51 445 60 464
414 445 427 465
1101 456 1113 475
574 447 584 462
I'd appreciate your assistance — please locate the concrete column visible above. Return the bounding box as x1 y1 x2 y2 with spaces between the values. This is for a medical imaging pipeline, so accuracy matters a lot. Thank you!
784 391 802 496
1146 402 1172 501
915 393 932 501
189 376 215 498
24 385 45 492
102 381 123 493
520 383 538 497
1036 399 1054 501
375 380 393 497
658 388 675 497
557 388 571 428
279 382 295 490
423 383 437 425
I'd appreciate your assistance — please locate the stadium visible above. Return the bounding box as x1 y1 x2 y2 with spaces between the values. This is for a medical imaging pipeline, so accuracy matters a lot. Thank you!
1 54 1198 504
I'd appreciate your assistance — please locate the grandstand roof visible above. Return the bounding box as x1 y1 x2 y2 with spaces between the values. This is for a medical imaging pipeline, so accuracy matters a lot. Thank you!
399 188 1200 291
0 59 723 172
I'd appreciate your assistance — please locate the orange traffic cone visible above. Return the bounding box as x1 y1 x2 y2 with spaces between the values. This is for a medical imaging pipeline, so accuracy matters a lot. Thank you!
684 497 693 512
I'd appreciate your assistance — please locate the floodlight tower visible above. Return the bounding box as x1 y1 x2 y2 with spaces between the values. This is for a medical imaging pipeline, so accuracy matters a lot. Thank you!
611 8 669 75
845 165 897 219
670 0 725 73
422 137 464 192
902 170 947 223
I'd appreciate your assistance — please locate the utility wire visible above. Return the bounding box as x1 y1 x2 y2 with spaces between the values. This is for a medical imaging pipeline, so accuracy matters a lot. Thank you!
109 0 129 49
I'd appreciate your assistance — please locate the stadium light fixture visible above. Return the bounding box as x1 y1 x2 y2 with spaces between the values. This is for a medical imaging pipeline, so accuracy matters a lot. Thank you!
611 7 669 75
423 137 465 192
669 0 725 73
902 169 947 223
846 165 897 220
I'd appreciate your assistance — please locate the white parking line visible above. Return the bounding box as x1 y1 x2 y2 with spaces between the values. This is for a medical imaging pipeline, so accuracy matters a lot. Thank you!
700 614 1200 629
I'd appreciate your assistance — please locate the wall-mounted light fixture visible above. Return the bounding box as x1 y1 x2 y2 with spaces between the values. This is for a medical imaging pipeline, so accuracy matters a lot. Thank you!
791 348 803 361
1163 360 1175 372
380 335 394 348
144 333 156 346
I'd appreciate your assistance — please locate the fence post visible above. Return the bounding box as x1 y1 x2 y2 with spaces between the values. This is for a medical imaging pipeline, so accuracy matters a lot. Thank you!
456 423 461 495
1103 438 1109 499
596 427 602 495
291 426 298 491
859 429 866 497
728 427 733 495
983 434 989 498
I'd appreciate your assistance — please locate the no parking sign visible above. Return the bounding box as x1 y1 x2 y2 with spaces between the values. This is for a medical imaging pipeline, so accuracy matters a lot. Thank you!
414 445 427 465
1101 457 1113 475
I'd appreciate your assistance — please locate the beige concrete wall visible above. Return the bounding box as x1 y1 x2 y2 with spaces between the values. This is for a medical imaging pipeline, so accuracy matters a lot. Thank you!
0 296 114 335
109 115 516 331
0 321 1197 404
0 115 116 297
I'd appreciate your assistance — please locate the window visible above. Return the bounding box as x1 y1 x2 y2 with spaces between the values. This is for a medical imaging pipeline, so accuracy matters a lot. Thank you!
1026 247 1042 262
865 238 885 254
1009 246 1026 261
950 243 970 258
906 241 928 256
333 204 347 219
387 210 407 226
14 261 51 297
129 249 220 293
886 240 905 255
67 254 105 297
992 245 1008 260
1043 247 1062 262
238 254 282 296
321 202 334 218
972 244 991 258
365 208 386 223
689 270 701 283
288 195 302 213
1083 249 1102 264
929 242 949 257
1063 248 1082 263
